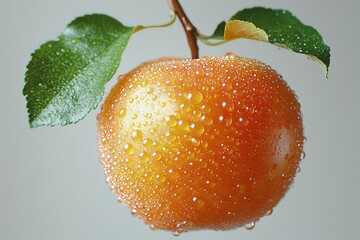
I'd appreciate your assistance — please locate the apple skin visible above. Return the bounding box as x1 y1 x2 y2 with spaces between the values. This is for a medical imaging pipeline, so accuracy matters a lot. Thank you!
97 54 304 232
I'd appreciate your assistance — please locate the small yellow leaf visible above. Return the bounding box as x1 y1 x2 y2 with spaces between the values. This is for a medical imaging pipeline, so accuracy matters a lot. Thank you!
224 20 268 42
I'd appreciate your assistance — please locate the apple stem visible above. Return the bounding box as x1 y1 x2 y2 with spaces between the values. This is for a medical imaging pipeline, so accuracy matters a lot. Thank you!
168 0 199 59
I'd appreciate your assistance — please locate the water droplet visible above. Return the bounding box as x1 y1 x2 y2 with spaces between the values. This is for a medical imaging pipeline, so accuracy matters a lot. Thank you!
139 151 150 162
161 102 167 108
176 221 192 233
239 117 249 126
140 79 149 87
225 82 233 91
200 104 210 112
117 74 125 81
105 176 111 183
191 110 201 119
152 152 162 161
185 25 193 31
142 138 153 148
172 231 181 237
203 116 213 126
199 160 208 168
300 151 306 160
191 138 201 146
225 117 233 127
117 196 123 204
205 71 214 77
265 209 273 216
124 143 135 155
131 130 143 143
119 108 127 118
193 197 205 208
187 90 203 105
225 101 235 112
149 224 158 231
131 208 137 216
195 69 205 76
245 221 255 230
146 87 154 94
131 113 138 120
167 92 176 99
180 103 191 112
225 52 236 60
191 123 205 137
201 141 208 148
178 120 190 131
165 116 177 127
167 133 177 142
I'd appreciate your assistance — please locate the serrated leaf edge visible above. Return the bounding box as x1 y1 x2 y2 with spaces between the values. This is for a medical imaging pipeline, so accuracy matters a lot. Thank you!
273 42 329 78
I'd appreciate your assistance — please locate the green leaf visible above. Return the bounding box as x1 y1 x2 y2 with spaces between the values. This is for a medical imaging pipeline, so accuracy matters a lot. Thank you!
210 7 331 76
211 21 227 40
24 14 135 128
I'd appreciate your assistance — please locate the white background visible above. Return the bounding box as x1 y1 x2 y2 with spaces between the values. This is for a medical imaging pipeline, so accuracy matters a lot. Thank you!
1 0 359 239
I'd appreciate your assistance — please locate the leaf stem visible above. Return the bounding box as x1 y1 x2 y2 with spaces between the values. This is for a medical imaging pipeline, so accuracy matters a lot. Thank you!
168 0 199 59
196 32 228 46
134 11 176 33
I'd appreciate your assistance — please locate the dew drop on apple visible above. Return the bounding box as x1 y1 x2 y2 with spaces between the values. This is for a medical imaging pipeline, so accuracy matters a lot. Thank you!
105 176 111 183
117 196 123 204
203 116 213 126
131 130 143 143
149 224 158 231
119 107 127 118
194 198 205 208
225 117 233 127
188 90 203 104
167 133 177 142
225 52 236 60
226 101 235 112
176 220 192 233
165 116 177 126
191 138 200 146
191 123 205 136
265 209 273 216
142 138 153 148
124 143 135 155
152 151 162 161
180 103 191 113
245 221 255 230
139 152 150 163
178 120 190 131
131 113 138 120
131 208 137 216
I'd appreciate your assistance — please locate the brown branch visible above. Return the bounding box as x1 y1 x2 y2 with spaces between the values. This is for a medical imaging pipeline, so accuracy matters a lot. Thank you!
168 0 199 59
